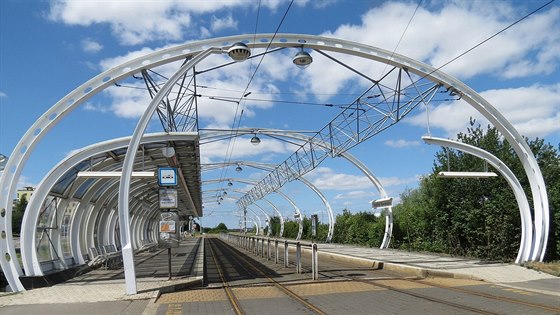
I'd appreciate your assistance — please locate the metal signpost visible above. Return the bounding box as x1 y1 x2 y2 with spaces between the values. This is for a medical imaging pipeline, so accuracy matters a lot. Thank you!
158 167 179 280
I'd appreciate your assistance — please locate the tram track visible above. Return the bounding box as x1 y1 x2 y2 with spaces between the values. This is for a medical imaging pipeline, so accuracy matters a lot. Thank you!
158 237 559 314
206 237 327 315
226 237 559 315
310 248 560 314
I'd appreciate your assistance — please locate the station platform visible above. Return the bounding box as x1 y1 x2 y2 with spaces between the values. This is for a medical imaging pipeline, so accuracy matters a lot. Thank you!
0 236 558 314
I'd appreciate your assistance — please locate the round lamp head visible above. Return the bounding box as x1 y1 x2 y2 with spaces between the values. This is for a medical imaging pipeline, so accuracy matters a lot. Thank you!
228 181 233 186
250 135 261 145
161 147 175 158
235 165 243 172
228 42 251 62
293 50 313 68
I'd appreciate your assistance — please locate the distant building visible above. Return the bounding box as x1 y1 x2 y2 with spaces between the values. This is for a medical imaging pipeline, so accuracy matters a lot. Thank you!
16 186 34 203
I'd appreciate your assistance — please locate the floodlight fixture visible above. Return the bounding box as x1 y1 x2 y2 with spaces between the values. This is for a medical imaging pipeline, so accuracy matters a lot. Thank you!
250 134 261 145
293 48 313 69
227 42 251 62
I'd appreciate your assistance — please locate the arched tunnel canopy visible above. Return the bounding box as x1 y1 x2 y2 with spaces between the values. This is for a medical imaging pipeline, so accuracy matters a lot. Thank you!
0 33 548 294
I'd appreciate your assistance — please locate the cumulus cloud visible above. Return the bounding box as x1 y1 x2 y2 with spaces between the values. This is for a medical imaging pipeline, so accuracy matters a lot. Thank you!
47 0 309 45
334 190 375 200
0 91 7 98
210 14 238 32
81 38 103 53
385 139 421 148
200 138 293 164
406 84 560 139
307 167 375 191
308 1 559 98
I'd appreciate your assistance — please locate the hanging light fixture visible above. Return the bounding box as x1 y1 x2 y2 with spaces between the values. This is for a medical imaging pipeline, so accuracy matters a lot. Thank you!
223 191 228 196
228 180 233 186
293 47 313 69
250 134 261 145
235 164 242 172
227 42 251 62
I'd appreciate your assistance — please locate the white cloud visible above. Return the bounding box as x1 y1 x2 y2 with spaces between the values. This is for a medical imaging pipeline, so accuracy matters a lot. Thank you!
98 47 291 127
406 84 560 139
334 190 374 200
307 167 374 190
83 102 109 114
210 14 237 32
378 176 419 188
312 1 559 94
385 139 421 148
47 0 305 45
0 91 7 98
200 138 292 163
81 38 103 53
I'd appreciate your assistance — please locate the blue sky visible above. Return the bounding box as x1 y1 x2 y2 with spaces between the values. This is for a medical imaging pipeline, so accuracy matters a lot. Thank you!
1 0 558 229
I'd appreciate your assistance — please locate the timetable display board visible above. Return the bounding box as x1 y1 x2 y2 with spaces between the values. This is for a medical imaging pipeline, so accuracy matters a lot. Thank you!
158 211 180 248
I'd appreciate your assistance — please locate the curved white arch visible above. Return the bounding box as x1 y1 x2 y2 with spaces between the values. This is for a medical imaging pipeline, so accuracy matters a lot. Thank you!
203 177 304 239
422 136 533 264
201 130 392 247
1 33 546 292
20 133 196 276
202 161 335 242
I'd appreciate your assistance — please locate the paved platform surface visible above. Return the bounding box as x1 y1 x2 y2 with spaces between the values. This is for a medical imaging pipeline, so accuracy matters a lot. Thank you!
1 237 558 314
318 243 559 296
0 237 203 307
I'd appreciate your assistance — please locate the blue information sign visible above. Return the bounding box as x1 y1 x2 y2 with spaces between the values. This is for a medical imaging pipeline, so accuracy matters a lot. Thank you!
158 167 177 186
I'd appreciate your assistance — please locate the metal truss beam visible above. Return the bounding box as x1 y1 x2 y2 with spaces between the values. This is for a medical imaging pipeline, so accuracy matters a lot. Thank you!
237 75 443 209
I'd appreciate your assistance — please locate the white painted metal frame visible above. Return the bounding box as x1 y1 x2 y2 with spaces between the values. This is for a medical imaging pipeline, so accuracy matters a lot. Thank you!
422 136 533 263
20 133 196 277
1 34 547 293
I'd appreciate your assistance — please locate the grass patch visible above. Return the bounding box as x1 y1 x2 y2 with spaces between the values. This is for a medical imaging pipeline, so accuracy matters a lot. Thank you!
524 261 560 276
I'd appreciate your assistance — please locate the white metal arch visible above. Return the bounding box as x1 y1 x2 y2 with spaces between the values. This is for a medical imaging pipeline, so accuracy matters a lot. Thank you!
20 133 195 277
1 34 546 293
200 129 393 246
203 177 305 241
202 161 335 241
422 136 533 264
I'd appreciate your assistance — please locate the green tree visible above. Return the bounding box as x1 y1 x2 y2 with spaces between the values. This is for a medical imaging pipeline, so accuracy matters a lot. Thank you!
13 194 27 235
393 121 559 261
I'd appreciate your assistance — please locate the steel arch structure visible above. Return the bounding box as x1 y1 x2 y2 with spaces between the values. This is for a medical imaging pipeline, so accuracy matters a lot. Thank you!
201 161 336 242
20 133 195 277
199 129 394 246
0 33 548 293
202 177 305 239
422 136 533 264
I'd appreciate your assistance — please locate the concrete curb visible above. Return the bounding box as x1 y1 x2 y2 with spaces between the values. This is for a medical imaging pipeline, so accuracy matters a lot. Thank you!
315 249 484 281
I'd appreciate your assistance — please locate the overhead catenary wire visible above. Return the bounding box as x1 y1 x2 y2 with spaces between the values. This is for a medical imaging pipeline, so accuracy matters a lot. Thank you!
213 0 295 204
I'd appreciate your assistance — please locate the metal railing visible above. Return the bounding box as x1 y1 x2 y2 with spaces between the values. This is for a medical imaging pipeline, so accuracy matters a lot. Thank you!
220 233 318 280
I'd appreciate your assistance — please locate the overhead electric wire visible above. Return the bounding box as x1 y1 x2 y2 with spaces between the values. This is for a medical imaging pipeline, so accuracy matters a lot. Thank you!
419 0 556 84
213 0 264 199
212 0 295 204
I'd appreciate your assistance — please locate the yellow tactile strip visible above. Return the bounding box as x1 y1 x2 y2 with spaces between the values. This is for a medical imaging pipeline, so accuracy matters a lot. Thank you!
421 277 485 287
158 288 228 303
286 281 383 297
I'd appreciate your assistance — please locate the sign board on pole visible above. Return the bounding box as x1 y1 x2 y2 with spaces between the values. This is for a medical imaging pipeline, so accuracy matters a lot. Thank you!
159 188 178 209
159 211 180 248
371 197 393 209
158 167 177 186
